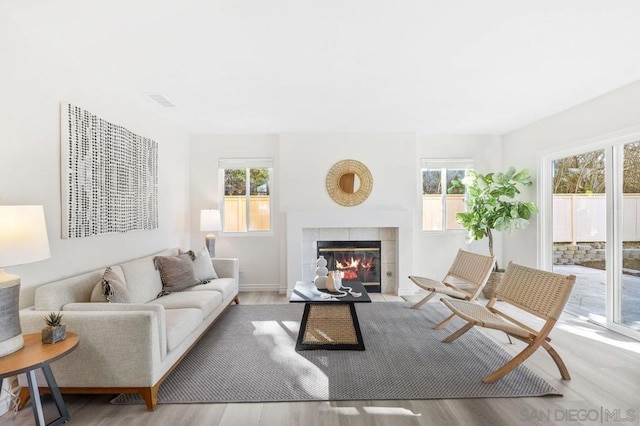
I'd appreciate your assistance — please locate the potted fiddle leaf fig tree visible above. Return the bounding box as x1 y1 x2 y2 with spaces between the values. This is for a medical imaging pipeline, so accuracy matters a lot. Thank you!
455 167 538 297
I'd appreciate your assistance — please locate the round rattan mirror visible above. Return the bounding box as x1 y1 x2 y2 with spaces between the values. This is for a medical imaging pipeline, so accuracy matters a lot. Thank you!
326 159 373 206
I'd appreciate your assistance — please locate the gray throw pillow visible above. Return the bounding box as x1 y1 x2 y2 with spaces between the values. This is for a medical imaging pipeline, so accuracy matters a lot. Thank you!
91 267 131 303
154 253 200 296
181 247 218 282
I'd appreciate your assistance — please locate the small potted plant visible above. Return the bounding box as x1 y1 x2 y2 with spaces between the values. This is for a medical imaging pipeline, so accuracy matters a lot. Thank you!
455 167 538 297
42 312 66 344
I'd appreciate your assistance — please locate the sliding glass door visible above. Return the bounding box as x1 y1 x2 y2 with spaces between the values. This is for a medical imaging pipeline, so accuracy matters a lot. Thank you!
621 142 640 331
546 138 640 338
552 149 606 322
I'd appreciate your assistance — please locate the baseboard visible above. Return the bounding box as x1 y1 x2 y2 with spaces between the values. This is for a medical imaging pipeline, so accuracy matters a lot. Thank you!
397 287 419 297
239 284 280 292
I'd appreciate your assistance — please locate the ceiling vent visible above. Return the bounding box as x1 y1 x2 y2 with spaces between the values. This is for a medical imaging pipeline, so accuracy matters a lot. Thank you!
147 93 175 107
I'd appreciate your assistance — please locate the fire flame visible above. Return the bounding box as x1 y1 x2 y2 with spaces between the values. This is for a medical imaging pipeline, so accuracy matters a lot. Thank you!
335 256 374 280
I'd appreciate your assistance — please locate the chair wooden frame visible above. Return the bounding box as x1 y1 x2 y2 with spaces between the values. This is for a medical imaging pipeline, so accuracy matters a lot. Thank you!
441 262 576 383
408 249 495 329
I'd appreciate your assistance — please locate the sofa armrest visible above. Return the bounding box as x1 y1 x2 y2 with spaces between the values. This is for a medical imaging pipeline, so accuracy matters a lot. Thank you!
62 303 166 359
19 307 164 388
212 258 239 284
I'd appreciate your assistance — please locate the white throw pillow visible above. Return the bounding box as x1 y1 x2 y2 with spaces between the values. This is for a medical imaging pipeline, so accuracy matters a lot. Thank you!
183 247 218 282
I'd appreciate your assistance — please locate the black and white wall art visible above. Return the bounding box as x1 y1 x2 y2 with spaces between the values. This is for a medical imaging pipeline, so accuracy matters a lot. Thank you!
61 103 158 238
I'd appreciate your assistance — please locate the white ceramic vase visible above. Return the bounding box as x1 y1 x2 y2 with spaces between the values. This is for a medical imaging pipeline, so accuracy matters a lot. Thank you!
314 256 328 289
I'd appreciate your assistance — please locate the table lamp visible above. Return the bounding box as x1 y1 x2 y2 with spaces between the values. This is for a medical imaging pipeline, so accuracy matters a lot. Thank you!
0 205 50 357
200 209 221 257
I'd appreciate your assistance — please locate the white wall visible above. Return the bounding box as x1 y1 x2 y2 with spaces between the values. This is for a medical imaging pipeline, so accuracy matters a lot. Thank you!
190 133 419 290
280 133 505 291
279 133 417 211
414 135 503 277
503 80 640 267
189 132 501 293
279 133 417 293
0 15 191 308
189 134 280 290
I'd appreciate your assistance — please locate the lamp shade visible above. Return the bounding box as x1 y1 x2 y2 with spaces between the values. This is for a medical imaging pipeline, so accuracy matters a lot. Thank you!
0 205 50 357
200 209 222 232
0 205 50 268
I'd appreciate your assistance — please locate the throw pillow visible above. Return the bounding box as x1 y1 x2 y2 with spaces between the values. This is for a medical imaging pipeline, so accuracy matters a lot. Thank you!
180 247 218 283
153 253 200 296
91 267 131 303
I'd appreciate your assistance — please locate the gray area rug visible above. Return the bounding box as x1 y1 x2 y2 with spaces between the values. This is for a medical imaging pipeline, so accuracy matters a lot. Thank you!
112 302 560 404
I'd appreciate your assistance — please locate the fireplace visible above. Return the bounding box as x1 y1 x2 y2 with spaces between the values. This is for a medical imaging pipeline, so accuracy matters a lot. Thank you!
317 240 381 293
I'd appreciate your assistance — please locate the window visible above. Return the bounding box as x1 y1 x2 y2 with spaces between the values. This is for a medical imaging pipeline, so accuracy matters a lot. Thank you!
219 158 273 233
421 159 473 231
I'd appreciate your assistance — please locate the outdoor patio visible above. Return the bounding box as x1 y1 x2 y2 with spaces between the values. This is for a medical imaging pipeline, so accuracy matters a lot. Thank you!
553 264 640 331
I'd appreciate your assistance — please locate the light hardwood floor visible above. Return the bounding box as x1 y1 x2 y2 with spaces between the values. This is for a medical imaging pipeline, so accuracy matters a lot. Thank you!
1 292 639 426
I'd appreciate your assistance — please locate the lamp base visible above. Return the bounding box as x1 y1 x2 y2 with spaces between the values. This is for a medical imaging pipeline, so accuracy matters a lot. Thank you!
205 236 216 258
0 274 24 357
0 334 24 357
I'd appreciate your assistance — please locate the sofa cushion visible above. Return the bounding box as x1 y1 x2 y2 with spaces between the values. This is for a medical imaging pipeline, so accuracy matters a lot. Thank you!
164 308 202 352
154 253 200 295
118 249 176 303
90 267 131 303
185 278 236 300
147 291 223 318
34 266 125 311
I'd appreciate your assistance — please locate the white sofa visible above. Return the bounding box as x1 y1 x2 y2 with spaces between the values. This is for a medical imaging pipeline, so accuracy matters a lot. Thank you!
18 248 239 410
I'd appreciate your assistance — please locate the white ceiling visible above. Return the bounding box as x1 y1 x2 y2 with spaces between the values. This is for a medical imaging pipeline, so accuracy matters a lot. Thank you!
3 0 640 135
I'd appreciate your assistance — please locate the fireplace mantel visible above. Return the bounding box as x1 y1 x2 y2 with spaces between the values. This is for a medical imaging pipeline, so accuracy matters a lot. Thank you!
285 210 415 296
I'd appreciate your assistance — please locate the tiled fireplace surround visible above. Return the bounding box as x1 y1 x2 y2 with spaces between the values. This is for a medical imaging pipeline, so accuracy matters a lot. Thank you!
286 210 415 296
302 227 396 292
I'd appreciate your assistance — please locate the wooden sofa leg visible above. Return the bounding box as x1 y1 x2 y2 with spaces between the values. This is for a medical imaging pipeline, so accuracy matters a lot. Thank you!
17 387 31 410
139 386 159 411
233 295 240 304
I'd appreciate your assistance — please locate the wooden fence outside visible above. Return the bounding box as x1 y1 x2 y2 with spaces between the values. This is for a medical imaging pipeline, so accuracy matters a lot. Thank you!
223 195 270 232
422 194 465 231
423 193 640 242
553 193 640 243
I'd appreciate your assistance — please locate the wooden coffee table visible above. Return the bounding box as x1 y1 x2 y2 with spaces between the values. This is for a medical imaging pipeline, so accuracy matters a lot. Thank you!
0 333 79 426
290 281 371 351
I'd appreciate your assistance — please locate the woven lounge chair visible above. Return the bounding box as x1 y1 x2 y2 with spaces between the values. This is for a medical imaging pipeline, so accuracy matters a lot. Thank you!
408 249 495 329
441 262 576 383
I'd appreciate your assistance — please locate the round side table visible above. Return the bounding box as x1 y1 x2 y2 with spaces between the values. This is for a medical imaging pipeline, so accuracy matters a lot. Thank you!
0 332 79 426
